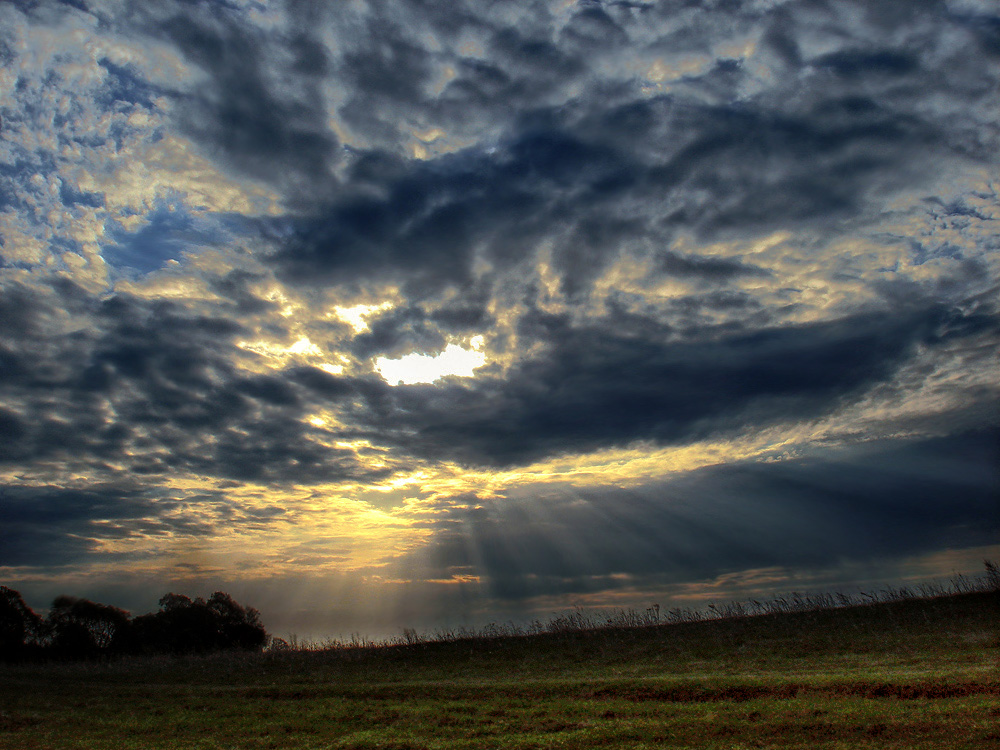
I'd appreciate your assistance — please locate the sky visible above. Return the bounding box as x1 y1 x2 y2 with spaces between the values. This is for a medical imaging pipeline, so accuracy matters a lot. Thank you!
1 0 998 641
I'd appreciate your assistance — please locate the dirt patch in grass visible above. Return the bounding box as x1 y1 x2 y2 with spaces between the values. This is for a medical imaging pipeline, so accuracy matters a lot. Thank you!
518 718 584 733
585 680 1000 703
227 677 1000 708
0 712 41 732
587 683 800 702
828 682 1000 699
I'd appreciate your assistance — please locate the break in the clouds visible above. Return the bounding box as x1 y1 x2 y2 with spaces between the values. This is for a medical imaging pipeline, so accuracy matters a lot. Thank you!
1 0 998 637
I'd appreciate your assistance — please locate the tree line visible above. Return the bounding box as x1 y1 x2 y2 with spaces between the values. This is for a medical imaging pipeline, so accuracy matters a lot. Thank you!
0 587 268 662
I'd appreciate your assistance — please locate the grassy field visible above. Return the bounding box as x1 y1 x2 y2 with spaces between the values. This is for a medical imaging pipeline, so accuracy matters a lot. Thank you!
1 591 997 749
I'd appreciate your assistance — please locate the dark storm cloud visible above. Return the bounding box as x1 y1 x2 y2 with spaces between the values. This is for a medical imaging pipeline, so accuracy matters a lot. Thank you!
4 0 999 487
222 0 1000 471
10 286 977 483
137 1 340 205
268 138 567 294
346 296 494 359
348 306 448 360
123 0 998 293
404 429 1000 602
208 269 280 316
78 1 998 312
361 301 999 467
0 484 212 568
325 0 589 150
2 280 995 487
266 85 960 298
656 250 771 281
0 278 387 484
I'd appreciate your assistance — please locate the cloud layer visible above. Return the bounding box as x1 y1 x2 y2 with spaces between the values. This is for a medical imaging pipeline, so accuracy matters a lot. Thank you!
1 0 998 634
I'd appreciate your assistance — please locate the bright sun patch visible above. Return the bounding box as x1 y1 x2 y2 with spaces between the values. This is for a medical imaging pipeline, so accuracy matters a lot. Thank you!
376 338 486 385
333 302 394 333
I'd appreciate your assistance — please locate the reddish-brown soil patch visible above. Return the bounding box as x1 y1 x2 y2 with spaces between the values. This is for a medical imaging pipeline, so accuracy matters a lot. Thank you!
585 681 1000 703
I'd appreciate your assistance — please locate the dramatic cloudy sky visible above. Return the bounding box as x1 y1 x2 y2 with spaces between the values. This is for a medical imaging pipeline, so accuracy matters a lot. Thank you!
2 0 998 638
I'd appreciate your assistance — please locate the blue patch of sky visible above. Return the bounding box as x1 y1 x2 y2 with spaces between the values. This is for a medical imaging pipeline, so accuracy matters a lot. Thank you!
0 257 43 272
97 59 160 110
941 202 992 222
0 178 16 213
0 38 13 68
101 199 251 277
50 235 84 255
59 181 104 209
1 130 60 180
923 196 993 222
908 239 965 265
206 0 259 19
56 0 91 12
0 160 53 213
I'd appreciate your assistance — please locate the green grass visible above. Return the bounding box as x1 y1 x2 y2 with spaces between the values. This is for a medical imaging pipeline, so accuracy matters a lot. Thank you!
1 591 997 749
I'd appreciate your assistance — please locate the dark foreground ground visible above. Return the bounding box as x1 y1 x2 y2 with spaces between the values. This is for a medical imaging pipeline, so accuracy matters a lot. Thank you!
1 591 997 749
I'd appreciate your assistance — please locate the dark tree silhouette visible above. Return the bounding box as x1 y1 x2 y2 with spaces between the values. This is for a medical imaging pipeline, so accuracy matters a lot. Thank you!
0 587 268 659
47 596 131 659
131 592 267 654
0 586 44 662
206 591 268 651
